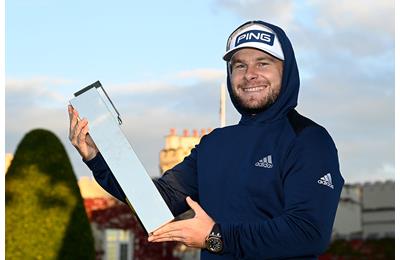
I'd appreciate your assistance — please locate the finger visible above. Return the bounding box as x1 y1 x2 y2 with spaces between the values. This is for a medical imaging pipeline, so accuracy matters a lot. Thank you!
78 122 89 144
152 225 177 236
68 105 72 120
69 108 79 138
69 106 80 125
152 220 186 236
186 197 203 214
68 105 75 120
77 119 88 137
72 119 88 144
148 232 184 242
149 236 181 243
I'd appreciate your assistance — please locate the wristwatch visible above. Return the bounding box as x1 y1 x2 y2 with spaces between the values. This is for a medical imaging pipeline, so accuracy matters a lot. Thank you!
205 224 223 254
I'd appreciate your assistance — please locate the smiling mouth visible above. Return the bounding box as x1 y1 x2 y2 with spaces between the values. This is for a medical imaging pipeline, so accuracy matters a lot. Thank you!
241 86 266 92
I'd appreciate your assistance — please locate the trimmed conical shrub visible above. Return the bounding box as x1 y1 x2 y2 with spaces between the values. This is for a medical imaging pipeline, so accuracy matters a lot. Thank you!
6 129 95 259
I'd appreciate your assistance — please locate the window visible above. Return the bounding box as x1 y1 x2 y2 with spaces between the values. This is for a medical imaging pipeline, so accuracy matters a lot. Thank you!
366 232 379 240
105 229 133 260
385 231 395 238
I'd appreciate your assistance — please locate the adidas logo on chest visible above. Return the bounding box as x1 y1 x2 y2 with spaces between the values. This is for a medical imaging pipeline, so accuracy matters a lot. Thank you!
255 155 273 168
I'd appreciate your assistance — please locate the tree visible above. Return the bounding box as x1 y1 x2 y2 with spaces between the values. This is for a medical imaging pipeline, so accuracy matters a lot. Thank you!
6 129 95 259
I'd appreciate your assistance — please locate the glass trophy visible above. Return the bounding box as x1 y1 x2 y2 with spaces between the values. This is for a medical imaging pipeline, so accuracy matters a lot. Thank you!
70 81 174 234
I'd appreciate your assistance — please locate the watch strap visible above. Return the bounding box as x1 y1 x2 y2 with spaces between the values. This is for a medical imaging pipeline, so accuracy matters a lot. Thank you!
206 223 223 254
211 223 221 236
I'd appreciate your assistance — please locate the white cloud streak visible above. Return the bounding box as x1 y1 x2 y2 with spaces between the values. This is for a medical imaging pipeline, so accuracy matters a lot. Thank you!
6 77 74 108
5 70 228 178
307 0 394 34
215 0 295 28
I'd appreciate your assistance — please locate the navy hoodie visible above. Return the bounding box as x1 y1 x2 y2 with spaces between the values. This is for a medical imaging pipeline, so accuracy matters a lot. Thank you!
85 21 344 259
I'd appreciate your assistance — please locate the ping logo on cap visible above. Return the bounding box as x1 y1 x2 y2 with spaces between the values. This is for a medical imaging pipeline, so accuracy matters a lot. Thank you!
235 30 275 47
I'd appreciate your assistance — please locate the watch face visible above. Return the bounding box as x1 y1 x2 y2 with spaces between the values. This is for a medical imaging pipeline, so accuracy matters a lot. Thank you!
207 237 223 253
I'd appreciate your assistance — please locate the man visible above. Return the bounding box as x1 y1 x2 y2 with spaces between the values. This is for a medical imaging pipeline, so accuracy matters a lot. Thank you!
69 20 344 259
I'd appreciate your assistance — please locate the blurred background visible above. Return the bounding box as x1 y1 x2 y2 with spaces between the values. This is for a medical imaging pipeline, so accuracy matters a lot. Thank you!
5 0 394 259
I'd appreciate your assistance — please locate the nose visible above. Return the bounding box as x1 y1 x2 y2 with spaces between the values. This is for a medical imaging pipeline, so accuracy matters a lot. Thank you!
244 64 258 81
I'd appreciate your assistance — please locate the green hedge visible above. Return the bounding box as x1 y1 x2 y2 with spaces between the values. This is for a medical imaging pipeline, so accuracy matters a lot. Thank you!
6 129 95 259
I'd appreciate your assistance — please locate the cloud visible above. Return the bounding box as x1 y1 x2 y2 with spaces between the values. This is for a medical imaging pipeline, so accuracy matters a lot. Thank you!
173 68 225 82
214 0 394 33
5 71 230 178
102 68 225 99
213 0 394 58
214 0 295 28
297 57 394 184
106 72 228 177
5 77 75 153
6 77 75 108
307 0 394 34
108 81 176 95
100 69 226 118
115 76 240 177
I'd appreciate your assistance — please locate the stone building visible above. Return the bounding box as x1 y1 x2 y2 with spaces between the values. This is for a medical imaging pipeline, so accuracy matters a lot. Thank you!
332 184 363 239
332 180 395 240
5 153 13 173
84 197 179 260
78 176 112 199
159 128 211 174
362 180 395 239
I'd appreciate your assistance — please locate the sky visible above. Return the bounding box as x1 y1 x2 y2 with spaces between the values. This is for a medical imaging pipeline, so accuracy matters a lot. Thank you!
5 0 395 184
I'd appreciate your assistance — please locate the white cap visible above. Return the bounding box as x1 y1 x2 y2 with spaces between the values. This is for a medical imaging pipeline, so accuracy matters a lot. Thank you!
223 23 284 61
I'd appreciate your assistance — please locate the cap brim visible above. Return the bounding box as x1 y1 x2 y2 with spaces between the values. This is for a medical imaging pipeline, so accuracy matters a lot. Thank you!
223 46 284 61
223 47 245 61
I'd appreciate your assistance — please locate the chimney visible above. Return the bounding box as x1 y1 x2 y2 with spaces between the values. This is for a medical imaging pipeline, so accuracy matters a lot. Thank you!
183 129 189 137
193 129 199 137
169 128 176 136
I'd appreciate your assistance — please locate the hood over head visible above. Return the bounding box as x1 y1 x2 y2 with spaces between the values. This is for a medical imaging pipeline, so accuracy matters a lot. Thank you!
224 20 300 125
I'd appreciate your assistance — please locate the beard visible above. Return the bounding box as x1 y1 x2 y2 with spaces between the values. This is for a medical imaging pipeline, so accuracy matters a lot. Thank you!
231 84 280 115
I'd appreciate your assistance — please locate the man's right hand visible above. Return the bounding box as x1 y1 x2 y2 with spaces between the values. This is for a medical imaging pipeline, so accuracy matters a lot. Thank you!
68 105 99 161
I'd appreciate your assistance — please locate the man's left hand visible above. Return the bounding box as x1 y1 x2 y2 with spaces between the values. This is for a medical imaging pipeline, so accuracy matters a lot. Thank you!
148 196 215 248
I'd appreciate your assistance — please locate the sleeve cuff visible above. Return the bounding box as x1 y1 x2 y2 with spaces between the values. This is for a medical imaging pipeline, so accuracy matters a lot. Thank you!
83 152 108 172
219 222 234 255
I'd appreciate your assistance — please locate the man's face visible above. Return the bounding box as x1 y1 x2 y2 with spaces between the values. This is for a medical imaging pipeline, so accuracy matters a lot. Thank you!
230 48 283 114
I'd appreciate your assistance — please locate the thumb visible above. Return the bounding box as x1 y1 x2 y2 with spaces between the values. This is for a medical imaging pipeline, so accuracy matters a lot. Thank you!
186 196 203 214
